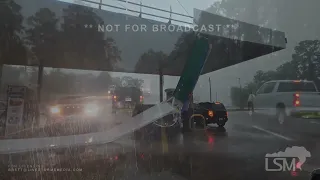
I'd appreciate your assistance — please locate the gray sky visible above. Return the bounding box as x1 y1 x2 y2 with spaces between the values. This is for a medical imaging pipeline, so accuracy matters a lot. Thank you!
14 0 320 105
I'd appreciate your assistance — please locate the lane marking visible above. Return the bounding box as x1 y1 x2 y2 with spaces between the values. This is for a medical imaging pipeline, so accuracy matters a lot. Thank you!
252 125 293 141
310 121 320 125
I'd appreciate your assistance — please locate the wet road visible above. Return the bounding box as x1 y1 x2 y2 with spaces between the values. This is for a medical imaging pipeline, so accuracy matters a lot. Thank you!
1 110 319 180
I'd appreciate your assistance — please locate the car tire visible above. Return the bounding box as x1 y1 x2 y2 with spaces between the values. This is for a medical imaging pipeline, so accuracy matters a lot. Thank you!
195 117 204 128
247 103 254 117
276 107 286 125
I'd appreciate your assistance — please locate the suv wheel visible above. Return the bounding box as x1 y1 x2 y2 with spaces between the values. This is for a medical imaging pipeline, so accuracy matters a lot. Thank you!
276 108 286 125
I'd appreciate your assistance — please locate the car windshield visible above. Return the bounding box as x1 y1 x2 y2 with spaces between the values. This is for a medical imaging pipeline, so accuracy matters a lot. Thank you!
2 0 320 180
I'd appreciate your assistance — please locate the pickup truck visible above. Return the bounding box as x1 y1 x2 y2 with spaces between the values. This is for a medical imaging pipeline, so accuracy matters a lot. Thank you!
47 96 106 122
251 80 320 124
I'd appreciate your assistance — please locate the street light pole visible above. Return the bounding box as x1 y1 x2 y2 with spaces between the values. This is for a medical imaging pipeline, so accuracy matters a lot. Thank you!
99 0 102 9
238 78 242 109
159 61 164 102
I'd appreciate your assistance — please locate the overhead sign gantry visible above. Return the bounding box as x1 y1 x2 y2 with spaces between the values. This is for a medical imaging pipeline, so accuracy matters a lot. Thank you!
2 0 286 103
0 0 287 153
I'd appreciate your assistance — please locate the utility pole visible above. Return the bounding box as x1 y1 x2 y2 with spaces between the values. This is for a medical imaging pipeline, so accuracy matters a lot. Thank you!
36 60 43 126
209 77 212 102
159 61 163 102
238 78 242 109
216 92 217 101
35 33 44 127
99 0 102 9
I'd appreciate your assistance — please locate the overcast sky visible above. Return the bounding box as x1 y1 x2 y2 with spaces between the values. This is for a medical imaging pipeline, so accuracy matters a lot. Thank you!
13 0 319 105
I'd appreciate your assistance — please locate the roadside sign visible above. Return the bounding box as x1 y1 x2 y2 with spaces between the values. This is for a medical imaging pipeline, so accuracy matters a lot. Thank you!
7 85 27 98
4 85 27 137
6 97 24 125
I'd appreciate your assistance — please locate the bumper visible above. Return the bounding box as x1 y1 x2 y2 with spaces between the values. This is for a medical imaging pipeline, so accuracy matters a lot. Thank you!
205 116 228 124
112 101 139 109
191 113 228 124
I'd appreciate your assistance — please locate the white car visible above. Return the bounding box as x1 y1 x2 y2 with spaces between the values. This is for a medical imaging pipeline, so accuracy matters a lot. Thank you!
251 80 320 124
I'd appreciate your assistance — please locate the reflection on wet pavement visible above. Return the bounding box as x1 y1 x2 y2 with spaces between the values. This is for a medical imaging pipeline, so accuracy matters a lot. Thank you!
0 148 309 180
0 111 318 180
4 119 117 139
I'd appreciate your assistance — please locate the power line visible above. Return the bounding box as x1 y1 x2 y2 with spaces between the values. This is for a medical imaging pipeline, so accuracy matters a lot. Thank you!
175 0 190 16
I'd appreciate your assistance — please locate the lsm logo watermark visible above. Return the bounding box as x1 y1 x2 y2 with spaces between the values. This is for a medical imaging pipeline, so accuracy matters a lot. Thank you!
265 146 311 171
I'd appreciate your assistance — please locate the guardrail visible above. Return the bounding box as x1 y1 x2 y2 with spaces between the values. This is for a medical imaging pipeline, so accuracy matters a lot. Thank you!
75 0 194 25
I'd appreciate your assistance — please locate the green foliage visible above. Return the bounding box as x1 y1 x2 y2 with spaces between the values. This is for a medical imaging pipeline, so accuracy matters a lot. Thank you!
230 39 320 107
1 66 148 102
0 0 26 66
115 76 144 89
205 0 320 107
135 49 168 74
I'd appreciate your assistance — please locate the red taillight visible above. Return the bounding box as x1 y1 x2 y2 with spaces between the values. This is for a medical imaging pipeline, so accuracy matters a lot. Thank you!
109 155 118 161
208 110 214 117
293 93 300 106
140 96 143 102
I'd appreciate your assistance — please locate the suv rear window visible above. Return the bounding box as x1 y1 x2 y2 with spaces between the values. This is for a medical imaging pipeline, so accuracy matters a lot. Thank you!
277 82 317 92
115 87 142 96
256 82 276 94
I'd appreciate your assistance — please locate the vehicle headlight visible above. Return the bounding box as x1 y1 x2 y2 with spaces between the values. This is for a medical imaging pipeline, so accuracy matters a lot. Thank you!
84 104 99 116
50 106 60 114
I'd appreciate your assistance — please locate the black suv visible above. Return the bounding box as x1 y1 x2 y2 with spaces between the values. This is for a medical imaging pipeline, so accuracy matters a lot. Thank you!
112 87 143 113
191 102 228 127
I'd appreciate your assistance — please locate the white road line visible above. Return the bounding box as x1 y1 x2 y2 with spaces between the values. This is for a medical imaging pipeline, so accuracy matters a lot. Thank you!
310 121 320 125
252 125 293 141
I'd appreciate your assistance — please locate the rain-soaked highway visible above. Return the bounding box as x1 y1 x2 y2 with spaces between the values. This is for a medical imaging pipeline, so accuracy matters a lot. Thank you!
0 97 319 180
